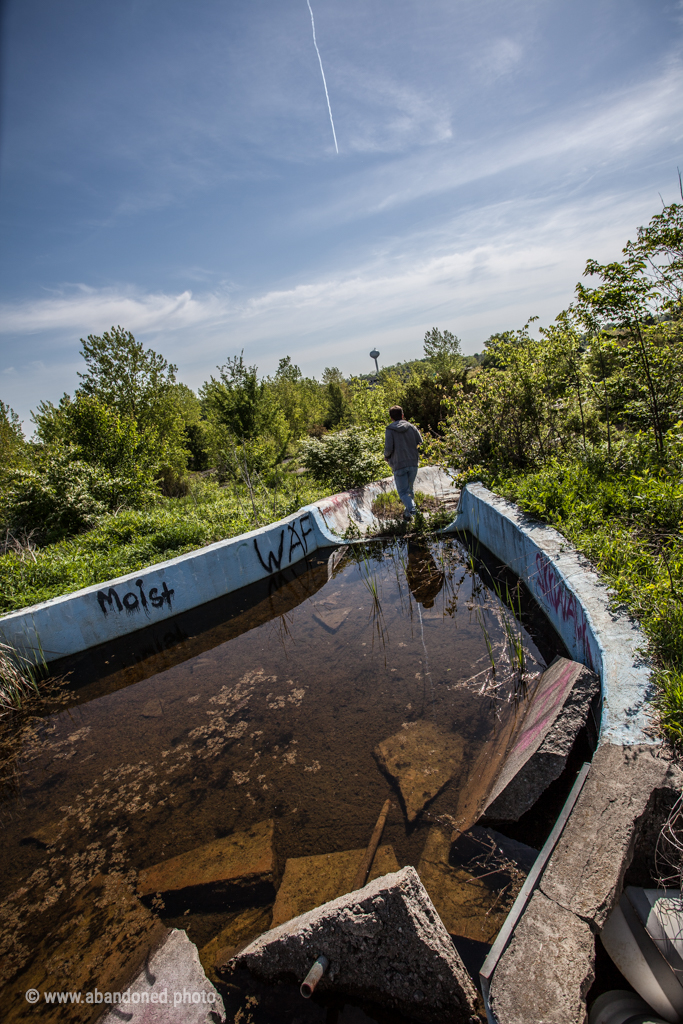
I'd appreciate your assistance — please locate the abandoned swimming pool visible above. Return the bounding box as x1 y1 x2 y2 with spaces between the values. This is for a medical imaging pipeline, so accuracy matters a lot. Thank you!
0 534 578 1023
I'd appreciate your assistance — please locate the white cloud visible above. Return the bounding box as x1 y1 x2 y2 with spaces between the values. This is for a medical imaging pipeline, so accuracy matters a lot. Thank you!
0 286 226 335
333 63 453 154
0 179 669 429
472 37 524 80
0 187 658 359
296 62 683 227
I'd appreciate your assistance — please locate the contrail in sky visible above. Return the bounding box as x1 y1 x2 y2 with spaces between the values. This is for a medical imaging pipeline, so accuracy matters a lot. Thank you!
306 0 338 154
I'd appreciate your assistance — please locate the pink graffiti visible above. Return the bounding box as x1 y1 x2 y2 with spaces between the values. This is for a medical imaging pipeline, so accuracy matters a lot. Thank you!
515 663 575 755
535 552 594 671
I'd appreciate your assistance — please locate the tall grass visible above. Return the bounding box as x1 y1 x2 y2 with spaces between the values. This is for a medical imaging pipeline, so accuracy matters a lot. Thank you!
0 477 331 614
0 643 41 716
496 458 683 746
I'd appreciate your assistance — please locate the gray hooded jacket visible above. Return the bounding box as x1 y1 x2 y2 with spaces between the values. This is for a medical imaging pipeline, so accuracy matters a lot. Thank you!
384 419 422 471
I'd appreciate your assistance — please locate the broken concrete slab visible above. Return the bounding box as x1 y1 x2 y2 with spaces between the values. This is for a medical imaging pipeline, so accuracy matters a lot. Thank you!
199 905 273 984
138 819 277 910
489 888 595 1024
540 745 683 929
483 658 599 821
312 604 351 633
100 927 225 1024
485 747 683 1024
141 698 164 717
2 872 169 1024
229 866 480 1024
270 844 400 928
417 828 519 944
374 720 465 822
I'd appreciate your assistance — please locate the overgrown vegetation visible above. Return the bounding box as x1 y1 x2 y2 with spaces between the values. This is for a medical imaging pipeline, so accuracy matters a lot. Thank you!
0 478 328 613
0 323 468 610
425 189 683 746
371 489 443 520
3 189 683 746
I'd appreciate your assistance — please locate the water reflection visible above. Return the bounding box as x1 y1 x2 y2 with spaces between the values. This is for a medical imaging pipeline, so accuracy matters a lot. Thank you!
405 542 445 609
0 535 565 1024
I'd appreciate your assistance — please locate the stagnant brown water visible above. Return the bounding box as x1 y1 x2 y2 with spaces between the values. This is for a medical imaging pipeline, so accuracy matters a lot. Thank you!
0 536 567 1022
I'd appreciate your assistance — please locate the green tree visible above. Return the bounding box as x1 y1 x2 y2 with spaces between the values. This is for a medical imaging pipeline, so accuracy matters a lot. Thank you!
433 325 570 472
322 367 351 429
200 353 261 439
482 330 519 369
575 257 667 452
266 357 326 439
625 196 683 318
0 401 25 473
170 383 208 471
75 326 189 474
570 197 683 455
423 328 463 374
33 393 161 482
78 326 177 423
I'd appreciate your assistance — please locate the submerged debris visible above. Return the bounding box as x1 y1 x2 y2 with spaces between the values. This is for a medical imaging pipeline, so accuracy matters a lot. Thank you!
312 602 351 633
417 827 527 944
374 720 465 823
228 866 481 1024
201 905 273 983
138 819 277 910
270 844 400 928
2 872 169 1023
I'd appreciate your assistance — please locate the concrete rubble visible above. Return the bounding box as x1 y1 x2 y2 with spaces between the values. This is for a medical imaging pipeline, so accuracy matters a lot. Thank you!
100 928 224 1024
489 744 683 1024
489 889 595 1024
270 844 400 927
374 721 465 822
137 819 277 909
227 866 481 1024
2 872 223 1024
484 657 600 821
540 745 683 927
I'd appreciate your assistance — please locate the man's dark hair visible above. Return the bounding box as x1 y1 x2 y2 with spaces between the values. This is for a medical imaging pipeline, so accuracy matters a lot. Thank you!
389 406 404 421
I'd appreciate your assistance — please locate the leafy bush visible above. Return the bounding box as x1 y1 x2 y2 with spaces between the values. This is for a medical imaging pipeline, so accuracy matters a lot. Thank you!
213 432 281 483
3 445 158 542
496 455 683 744
299 427 387 491
34 393 162 481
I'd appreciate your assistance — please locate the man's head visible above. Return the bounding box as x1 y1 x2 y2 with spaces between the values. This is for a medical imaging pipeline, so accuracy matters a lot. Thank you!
389 406 404 421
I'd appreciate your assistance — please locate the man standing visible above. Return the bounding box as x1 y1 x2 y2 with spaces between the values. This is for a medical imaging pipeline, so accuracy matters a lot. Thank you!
384 406 422 520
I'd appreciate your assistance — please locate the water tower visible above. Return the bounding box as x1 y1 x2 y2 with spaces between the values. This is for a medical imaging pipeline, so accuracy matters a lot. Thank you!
369 348 380 374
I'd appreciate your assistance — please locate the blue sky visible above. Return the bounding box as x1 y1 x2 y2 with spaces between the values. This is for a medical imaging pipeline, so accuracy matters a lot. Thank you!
1 0 682 428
